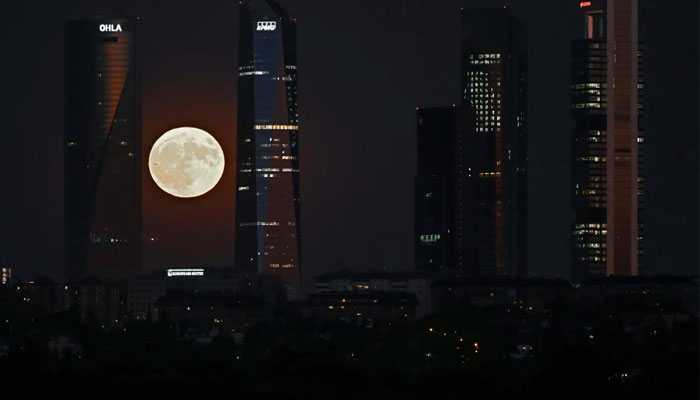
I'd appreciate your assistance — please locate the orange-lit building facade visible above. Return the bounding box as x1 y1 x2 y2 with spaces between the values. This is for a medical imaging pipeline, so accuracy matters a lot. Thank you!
64 19 142 282
571 0 643 280
459 8 528 277
235 0 302 299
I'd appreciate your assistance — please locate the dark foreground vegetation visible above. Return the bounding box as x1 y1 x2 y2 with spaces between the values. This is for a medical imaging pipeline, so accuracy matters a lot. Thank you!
1 287 697 399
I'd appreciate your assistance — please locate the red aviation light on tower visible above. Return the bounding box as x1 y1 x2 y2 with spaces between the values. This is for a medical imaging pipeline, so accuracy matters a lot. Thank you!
580 1 592 7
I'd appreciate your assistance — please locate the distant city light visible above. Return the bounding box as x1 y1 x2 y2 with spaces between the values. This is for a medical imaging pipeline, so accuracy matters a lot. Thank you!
0 267 10 285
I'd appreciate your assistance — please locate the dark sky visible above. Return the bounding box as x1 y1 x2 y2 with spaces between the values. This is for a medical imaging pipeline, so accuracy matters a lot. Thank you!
1 0 698 290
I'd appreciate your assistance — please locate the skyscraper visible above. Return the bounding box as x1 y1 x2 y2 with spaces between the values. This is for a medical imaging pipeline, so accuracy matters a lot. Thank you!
459 8 528 277
415 106 476 272
235 0 302 299
571 0 642 281
64 19 142 282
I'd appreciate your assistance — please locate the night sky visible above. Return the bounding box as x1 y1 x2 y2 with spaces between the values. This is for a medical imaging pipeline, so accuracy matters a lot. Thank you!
1 0 697 291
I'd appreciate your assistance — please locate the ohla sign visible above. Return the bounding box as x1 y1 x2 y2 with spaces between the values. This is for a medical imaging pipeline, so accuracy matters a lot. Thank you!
99 24 122 32
256 21 277 31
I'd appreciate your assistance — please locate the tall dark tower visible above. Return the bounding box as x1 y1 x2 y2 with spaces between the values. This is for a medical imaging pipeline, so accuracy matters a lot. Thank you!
415 106 476 272
571 0 642 281
460 8 528 277
236 0 302 299
64 19 142 282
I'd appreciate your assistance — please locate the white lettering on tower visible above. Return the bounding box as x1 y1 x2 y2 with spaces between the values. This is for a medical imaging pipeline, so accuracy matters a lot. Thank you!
256 21 277 31
99 24 123 32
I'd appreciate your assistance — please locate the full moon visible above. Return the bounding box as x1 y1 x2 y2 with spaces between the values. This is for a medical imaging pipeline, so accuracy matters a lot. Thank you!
149 127 225 198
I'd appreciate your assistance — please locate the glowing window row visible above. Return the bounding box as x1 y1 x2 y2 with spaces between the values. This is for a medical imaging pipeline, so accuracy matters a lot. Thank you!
575 243 607 248
241 168 299 173
575 223 606 228
239 71 268 76
573 103 604 109
469 53 501 59
269 263 294 268
574 231 607 238
254 124 299 130
240 222 280 227
572 83 605 89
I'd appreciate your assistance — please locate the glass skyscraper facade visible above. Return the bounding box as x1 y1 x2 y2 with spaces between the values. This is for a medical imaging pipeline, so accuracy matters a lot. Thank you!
64 19 142 282
235 0 302 299
571 0 643 281
459 8 528 277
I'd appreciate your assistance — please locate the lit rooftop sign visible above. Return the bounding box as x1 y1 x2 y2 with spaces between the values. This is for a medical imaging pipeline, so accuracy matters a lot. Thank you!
419 234 441 244
257 21 277 31
99 24 122 32
167 268 205 277
579 1 591 7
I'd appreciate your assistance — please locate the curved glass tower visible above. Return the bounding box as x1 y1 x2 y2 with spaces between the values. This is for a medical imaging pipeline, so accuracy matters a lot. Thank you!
64 19 142 282
235 0 301 299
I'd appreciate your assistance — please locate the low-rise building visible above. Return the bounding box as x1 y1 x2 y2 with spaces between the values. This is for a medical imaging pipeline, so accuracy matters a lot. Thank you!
78 276 125 328
126 267 253 321
126 267 285 335
431 277 571 310
127 277 166 321
315 271 434 317
303 290 417 327
155 293 266 336
579 275 699 315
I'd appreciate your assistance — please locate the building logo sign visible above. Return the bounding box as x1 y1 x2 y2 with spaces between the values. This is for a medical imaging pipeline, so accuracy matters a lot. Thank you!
579 1 591 7
167 268 205 277
256 21 277 31
99 24 122 32
419 234 441 244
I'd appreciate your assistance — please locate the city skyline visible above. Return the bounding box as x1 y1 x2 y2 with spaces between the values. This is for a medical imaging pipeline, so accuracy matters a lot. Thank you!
1 0 697 290
0 1 697 396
